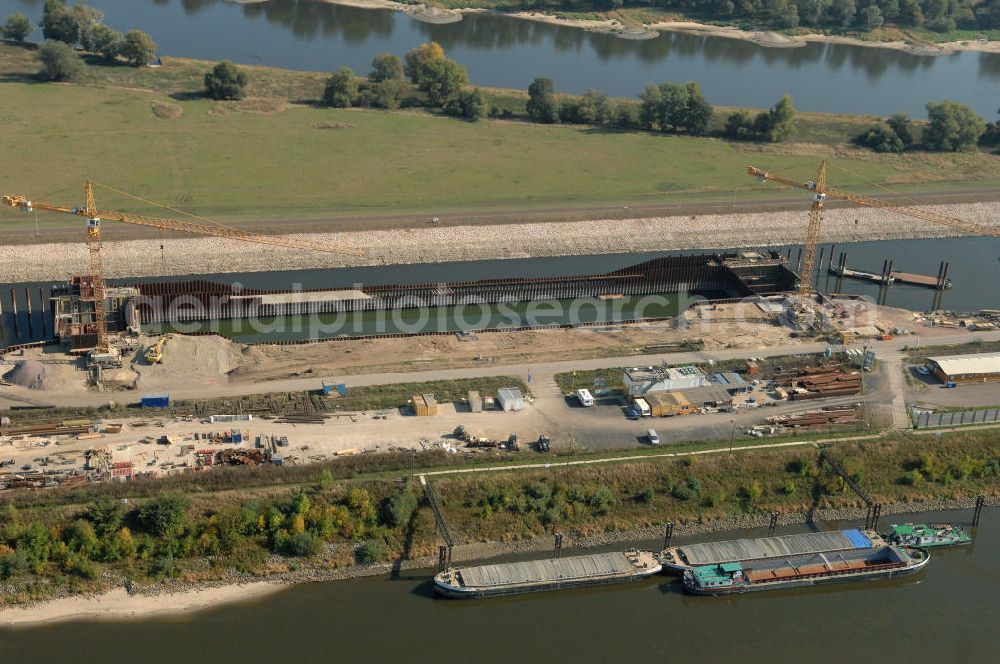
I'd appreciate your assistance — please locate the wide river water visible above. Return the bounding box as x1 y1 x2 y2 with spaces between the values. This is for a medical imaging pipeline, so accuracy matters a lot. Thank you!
2 0 999 116
1 507 996 662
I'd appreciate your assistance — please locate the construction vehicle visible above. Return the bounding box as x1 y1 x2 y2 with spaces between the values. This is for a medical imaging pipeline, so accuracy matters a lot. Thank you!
747 162 999 297
145 335 169 364
3 181 363 366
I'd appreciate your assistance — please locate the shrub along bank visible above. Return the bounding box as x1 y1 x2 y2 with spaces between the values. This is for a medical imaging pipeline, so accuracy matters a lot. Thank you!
1 428 996 604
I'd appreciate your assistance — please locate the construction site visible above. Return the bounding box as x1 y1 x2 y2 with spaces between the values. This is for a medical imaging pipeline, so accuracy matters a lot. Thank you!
3 162 1000 493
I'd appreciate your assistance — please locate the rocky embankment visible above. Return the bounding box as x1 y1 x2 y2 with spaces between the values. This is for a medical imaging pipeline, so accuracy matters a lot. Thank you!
2 202 998 282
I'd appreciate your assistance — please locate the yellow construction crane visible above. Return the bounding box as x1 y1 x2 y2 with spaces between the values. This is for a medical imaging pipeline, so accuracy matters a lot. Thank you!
3 181 364 358
747 161 999 297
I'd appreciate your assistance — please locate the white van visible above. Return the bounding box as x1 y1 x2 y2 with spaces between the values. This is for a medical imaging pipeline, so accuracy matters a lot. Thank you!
576 389 595 407
647 429 660 445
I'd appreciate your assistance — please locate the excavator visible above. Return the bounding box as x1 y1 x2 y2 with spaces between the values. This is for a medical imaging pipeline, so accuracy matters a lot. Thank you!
3 181 364 367
144 335 169 365
747 161 999 297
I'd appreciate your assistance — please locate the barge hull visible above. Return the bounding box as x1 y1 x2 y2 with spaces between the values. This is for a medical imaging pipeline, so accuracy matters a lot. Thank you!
684 557 928 596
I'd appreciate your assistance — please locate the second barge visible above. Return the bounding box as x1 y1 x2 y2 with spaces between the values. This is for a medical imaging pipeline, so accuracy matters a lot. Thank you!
433 549 661 599
660 529 883 573
682 545 929 595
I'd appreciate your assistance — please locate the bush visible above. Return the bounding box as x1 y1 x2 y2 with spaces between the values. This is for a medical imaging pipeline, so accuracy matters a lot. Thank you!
150 555 178 578
90 24 123 63
639 81 712 135
404 41 444 84
2 13 33 42
356 538 390 564
120 29 155 67
135 493 191 536
636 487 655 504
380 486 418 528
42 1 79 45
88 497 124 537
924 100 986 151
204 60 248 100
284 531 323 557
369 52 403 83
444 88 487 122
38 40 83 81
526 78 559 124
373 78 404 109
322 66 358 108
670 484 692 501
417 57 467 106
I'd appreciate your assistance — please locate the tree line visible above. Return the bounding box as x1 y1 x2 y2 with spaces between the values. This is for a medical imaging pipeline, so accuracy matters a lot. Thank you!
855 102 1000 151
3 1 157 82
654 0 1000 33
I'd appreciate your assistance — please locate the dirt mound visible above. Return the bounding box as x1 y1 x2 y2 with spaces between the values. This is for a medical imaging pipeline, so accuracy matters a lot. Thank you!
151 101 182 119
3 360 83 391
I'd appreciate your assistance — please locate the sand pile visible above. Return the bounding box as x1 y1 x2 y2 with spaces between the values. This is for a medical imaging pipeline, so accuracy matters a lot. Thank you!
2 360 84 391
135 335 241 391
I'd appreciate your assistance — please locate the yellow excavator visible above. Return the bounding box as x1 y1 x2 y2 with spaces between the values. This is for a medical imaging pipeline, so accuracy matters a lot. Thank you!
144 335 169 364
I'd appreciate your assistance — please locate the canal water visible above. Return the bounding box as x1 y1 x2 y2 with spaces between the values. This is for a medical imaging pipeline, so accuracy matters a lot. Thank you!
2 0 999 116
2 236 998 345
0 507 995 662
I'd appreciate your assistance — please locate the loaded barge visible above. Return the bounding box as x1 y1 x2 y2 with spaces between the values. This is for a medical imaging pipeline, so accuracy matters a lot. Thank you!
433 549 661 599
660 529 883 574
682 545 928 595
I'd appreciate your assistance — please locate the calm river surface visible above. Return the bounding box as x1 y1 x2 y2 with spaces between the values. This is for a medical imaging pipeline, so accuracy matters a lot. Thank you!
1 507 996 662
3 0 1000 116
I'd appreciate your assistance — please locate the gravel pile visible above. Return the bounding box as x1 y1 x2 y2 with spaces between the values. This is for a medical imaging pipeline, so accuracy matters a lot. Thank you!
3 360 51 390
2 202 998 282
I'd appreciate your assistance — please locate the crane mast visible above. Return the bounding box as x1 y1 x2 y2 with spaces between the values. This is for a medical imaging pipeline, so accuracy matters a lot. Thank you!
747 161 999 297
3 181 363 359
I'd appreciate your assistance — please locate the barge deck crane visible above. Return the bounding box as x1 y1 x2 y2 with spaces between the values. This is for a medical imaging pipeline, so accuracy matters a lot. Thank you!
747 161 999 297
3 181 364 365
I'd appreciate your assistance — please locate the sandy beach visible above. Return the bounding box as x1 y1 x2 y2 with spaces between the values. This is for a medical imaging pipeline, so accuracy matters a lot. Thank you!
2 201 997 282
310 1 1000 54
0 582 283 627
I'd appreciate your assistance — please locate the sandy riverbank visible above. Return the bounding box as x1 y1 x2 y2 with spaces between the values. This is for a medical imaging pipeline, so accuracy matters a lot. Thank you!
2 201 997 282
1 499 989 625
0 582 283 627
311 1 1000 54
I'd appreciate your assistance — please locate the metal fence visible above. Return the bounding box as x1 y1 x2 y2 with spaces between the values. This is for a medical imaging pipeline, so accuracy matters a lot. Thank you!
914 408 1000 429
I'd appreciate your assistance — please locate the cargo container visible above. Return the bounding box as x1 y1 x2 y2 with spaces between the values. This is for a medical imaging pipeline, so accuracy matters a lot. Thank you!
468 390 483 413
140 394 170 408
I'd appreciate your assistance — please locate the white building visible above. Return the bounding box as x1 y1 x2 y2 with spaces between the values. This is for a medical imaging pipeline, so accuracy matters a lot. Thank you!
623 365 708 396
497 387 525 412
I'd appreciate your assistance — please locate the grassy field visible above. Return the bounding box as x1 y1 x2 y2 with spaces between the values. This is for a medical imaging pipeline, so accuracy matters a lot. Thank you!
1 42 999 231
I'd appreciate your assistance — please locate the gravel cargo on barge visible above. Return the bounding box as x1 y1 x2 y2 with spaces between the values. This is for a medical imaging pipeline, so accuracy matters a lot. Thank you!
433 550 662 599
661 529 883 573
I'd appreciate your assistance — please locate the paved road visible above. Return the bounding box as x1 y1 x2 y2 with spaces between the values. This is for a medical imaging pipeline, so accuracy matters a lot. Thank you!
4 330 1000 410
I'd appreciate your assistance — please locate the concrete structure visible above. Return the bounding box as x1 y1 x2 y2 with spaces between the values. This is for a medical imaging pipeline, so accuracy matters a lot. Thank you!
927 352 1000 384
497 388 524 412
623 364 708 396
412 394 438 416
708 372 749 393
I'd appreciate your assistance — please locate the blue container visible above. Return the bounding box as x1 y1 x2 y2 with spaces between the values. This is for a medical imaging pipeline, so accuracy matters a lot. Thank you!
141 394 170 408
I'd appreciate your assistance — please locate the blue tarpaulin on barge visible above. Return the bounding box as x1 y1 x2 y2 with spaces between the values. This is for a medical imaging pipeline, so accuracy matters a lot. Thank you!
841 529 872 549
